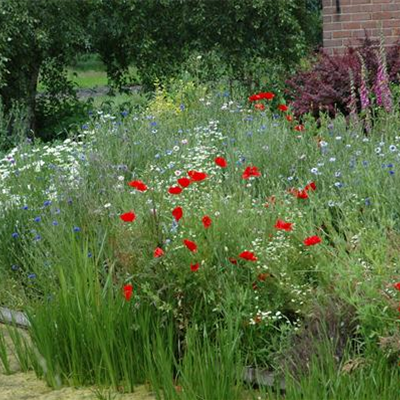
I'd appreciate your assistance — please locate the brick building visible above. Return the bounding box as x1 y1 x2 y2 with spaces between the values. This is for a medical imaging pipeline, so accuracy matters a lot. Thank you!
323 0 400 54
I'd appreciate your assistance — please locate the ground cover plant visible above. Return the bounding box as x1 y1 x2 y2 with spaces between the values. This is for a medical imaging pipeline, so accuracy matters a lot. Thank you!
1 80 400 399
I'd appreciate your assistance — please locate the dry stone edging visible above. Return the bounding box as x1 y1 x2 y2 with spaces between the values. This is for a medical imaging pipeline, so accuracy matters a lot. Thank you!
0 306 30 329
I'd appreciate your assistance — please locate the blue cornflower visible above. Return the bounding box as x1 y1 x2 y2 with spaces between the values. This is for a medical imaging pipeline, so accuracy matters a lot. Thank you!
44 200 51 207
387 163 394 168
82 124 89 130
12 232 19 238
121 110 129 117
23 205 28 210
28 273 36 279
150 121 157 127
389 170 395 175
11 265 19 271
88 252 92 258
73 226 81 232
170 220 178 233
34 216 41 223
52 221 58 226
34 235 41 241
180 104 185 111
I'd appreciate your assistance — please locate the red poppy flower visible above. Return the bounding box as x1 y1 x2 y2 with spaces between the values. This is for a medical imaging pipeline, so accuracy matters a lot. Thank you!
229 257 238 265
242 166 261 180
286 115 293 122
261 92 275 100
296 189 309 199
120 211 136 222
183 239 197 252
239 251 258 262
202 215 212 228
248 94 262 102
274 219 293 231
255 103 265 111
252 282 258 291
177 177 191 188
294 124 305 132
190 262 200 272
305 182 316 191
123 284 133 301
257 273 270 282
172 206 183 222
188 170 208 182
154 247 164 258
304 236 322 246
128 180 148 192
249 92 275 102
278 104 289 112
394 282 400 291
168 186 183 195
215 157 228 168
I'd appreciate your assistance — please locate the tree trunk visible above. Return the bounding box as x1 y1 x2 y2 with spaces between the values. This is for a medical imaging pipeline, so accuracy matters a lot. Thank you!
25 62 40 135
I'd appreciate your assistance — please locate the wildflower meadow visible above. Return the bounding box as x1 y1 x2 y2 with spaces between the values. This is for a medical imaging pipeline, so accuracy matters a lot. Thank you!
1 76 400 399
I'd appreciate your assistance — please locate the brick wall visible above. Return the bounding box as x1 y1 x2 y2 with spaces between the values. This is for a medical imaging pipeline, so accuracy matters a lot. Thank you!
323 0 400 54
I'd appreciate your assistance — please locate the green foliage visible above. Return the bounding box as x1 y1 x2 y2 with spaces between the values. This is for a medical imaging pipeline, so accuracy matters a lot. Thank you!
0 0 90 138
89 0 322 89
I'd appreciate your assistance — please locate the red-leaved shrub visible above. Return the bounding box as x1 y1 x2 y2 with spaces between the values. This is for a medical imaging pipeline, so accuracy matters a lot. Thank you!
286 37 400 118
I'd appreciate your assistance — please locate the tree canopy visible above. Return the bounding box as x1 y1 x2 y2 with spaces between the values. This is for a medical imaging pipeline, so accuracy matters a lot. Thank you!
0 0 322 139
